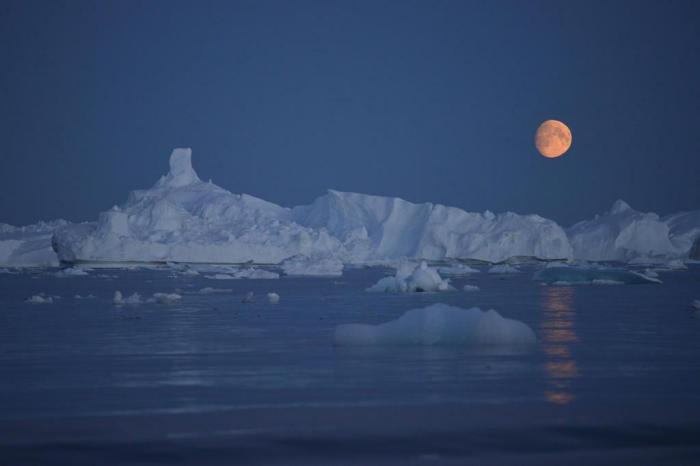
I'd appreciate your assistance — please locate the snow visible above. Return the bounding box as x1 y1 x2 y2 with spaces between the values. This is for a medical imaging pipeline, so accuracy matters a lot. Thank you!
26 293 54 304
0 220 68 267
334 303 537 347
568 200 681 262
267 292 280 304
463 284 480 292
488 264 519 274
367 261 453 293
533 266 661 285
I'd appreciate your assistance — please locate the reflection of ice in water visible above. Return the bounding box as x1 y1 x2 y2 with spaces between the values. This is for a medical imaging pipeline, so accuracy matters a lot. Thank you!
540 286 579 405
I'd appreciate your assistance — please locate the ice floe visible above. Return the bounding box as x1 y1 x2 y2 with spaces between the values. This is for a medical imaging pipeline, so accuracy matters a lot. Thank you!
367 261 453 293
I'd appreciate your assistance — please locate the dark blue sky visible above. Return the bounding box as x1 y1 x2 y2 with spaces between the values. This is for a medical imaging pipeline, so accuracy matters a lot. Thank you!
1 0 699 226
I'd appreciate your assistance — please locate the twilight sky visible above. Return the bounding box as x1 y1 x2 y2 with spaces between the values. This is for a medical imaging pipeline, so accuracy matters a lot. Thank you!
1 0 699 226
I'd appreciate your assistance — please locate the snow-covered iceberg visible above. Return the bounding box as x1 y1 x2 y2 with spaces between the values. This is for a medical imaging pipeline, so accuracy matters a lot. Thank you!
293 190 572 263
663 210 700 260
0 220 68 267
567 200 681 262
366 261 452 292
334 303 537 346
533 266 661 285
53 149 341 264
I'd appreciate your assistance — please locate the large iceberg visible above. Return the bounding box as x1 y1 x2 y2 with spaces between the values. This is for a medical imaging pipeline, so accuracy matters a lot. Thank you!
0 220 68 267
293 190 573 263
567 200 681 262
663 210 700 260
53 149 342 264
334 303 537 346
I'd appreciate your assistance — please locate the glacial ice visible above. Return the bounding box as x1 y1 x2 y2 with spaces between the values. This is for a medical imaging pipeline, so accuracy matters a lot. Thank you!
463 284 480 292
113 291 143 305
150 292 182 304
26 293 55 304
333 303 537 346
437 264 481 275
267 292 280 304
488 264 519 274
366 261 452 293
281 255 344 277
533 266 661 285
0 220 68 267
568 200 681 262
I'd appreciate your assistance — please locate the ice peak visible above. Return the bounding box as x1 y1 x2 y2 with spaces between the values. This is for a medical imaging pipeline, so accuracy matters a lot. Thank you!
610 199 632 214
159 148 200 188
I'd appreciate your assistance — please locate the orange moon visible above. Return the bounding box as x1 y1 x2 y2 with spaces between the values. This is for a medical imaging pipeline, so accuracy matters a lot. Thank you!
535 120 572 158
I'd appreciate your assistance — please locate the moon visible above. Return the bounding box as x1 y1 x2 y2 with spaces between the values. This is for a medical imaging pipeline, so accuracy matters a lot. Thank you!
535 120 572 158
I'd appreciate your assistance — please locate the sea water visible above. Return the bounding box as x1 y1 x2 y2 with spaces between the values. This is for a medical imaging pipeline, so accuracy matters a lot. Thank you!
1 265 699 464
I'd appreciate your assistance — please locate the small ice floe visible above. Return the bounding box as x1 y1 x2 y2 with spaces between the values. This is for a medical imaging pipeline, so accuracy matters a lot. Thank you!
463 284 480 292
149 293 182 304
74 294 96 299
534 266 660 285
96 274 117 279
692 300 700 311
204 268 279 280
367 261 453 293
281 254 344 277
488 264 519 274
205 273 236 280
53 267 89 277
198 287 233 294
113 291 143 305
242 291 255 303
643 268 660 279
437 264 480 276
267 292 280 304
334 303 536 347
662 259 688 270
26 293 54 304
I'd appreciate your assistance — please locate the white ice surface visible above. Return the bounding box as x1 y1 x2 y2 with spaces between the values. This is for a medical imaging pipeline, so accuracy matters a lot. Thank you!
334 303 537 346
0 220 68 267
366 261 452 293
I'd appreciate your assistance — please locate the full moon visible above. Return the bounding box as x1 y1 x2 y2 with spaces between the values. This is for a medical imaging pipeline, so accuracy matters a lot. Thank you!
535 120 572 158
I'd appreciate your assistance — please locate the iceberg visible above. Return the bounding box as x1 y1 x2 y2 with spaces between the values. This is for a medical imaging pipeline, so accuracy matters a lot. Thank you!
366 261 452 293
281 254 344 277
293 190 572 263
53 149 341 265
0 220 68 267
567 200 681 262
533 266 661 285
663 210 700 259
334 303 537 346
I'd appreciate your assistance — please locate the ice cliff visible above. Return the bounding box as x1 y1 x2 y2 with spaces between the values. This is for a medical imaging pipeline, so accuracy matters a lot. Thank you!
0 220 68 267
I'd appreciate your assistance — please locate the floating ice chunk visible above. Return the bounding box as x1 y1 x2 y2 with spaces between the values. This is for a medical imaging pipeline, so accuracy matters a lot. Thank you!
367 261 452 293
53 267 90 277
643 268 659 278
198 287 232 294
662 259 687 270
281 255 344 277
267 292 280 304
693 300 700 311
232 268 280 279
26 293 54 304
113 291 143 305
150 292 182 304
533 266 661 285
437 264 481 276
463 284 480 292
242 291 255 303
334 303 537 347
205 274 236 280
488 264 519 274
74 294 96 299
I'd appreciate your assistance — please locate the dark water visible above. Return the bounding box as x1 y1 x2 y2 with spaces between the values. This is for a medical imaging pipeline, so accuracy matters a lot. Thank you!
1 265 699 464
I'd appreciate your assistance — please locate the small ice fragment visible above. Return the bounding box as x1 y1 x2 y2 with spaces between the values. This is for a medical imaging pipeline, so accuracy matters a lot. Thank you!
199 287 232 294
26 293 53 304
463 284 480 292
242 291 255 303
267 292 280 304
150 292 182 304
488 264 519 274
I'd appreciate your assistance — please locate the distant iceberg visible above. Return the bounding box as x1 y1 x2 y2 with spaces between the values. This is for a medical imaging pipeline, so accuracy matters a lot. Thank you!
533 266 661 285
567 200 683 262
0 220 68 267
334 303 537 346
